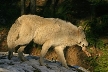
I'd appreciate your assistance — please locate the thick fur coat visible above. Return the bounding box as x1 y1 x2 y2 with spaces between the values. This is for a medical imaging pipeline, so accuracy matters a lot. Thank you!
7 15 91 68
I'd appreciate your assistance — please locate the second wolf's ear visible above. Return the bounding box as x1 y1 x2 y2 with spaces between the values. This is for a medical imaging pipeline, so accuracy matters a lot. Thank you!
78 26 83 31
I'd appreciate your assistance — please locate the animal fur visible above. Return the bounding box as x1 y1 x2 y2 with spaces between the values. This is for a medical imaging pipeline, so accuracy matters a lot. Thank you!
7 15 91 68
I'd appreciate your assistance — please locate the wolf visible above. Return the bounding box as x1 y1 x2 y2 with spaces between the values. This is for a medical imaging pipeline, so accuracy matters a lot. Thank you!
7 15 91 68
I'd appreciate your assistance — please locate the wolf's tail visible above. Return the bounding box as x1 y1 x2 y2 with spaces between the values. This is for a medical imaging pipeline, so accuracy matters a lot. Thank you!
7 19 21 60
7 19 21 49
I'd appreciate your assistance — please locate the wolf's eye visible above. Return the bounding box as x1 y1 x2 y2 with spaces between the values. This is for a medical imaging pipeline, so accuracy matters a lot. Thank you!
79 42 81 44
82 44 84 47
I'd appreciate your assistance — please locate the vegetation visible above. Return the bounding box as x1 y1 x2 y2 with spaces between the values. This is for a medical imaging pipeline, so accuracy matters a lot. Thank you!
0 0 108 71
95 48 108 72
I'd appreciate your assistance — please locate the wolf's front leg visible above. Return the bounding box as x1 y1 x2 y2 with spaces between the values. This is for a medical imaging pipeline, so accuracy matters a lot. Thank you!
17 45 27 61
55 45 68 68
39 41 52 66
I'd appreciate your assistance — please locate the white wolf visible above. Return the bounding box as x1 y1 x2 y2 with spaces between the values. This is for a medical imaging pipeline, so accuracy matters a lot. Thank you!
7 15 91 68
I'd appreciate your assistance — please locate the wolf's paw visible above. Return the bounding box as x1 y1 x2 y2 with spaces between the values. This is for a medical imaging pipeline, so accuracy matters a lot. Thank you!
8 56 12 60
65 66 69 69
39 60 46 66
21 57 28 62
62 64 69 69
40 62 46 66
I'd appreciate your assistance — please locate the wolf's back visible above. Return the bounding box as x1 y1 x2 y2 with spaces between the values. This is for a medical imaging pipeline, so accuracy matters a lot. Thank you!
7 20 21 48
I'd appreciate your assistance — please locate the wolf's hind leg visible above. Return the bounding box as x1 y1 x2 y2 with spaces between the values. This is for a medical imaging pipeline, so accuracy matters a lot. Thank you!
39 41 52 66
55 45 68 68
17 45 27 61
8 49 13 60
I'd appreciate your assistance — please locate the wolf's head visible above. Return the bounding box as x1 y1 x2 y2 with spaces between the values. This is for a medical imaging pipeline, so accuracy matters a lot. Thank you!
77 26 88 47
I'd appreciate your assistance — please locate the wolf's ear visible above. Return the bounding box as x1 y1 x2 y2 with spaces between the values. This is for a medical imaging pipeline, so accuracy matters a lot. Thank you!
78 26 83 31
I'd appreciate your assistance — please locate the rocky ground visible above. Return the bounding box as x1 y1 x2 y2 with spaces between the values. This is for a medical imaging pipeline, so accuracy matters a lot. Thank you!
0 52 90 72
